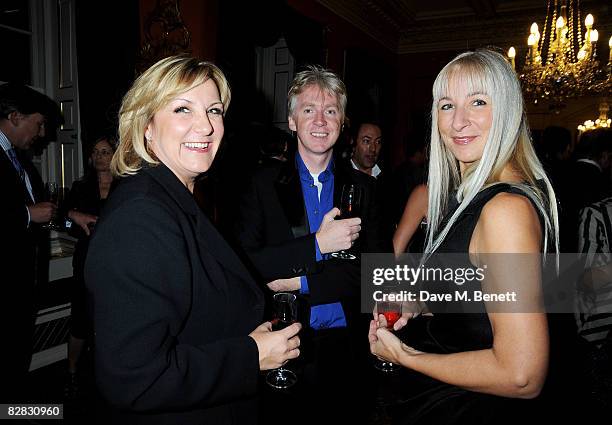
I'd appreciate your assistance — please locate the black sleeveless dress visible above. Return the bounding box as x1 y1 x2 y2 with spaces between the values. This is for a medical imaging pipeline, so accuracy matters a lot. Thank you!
389 183 543 425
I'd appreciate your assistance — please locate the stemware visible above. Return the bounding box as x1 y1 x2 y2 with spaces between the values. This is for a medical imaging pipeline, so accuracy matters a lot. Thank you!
330 183 363 260
43 182 60 230
373 299 402 373
266 292 299 389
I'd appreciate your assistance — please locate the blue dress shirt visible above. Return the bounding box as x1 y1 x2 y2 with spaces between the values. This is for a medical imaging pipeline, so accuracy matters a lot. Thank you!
296 153 347 329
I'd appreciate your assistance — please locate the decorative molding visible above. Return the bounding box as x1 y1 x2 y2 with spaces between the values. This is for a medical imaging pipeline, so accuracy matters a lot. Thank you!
136 0 191 73
316 0 612 55
315 0 398 51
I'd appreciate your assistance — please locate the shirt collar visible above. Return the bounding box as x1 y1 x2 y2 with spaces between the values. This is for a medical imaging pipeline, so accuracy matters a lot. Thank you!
350 158 382 178
296 152 334 183
0 129 14 152
577 158 602 171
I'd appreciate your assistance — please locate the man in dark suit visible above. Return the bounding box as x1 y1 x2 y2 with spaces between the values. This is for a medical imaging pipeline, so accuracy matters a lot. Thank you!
235 66 389 423
0 82 60 402
562 129 612 250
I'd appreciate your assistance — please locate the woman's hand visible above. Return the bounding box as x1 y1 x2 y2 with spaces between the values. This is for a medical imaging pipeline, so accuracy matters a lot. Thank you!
372 301 424 331
368 318 423 365
249 321 301 370
68 210 98 236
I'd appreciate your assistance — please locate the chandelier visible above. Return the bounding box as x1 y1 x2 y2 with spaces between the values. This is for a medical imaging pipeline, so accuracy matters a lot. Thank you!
577 102 610 132
507 0 611 109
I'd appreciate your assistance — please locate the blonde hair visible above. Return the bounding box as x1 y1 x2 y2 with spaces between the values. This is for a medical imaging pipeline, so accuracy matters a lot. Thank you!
287 65 347 120
112 54 231 176
425 49 559 257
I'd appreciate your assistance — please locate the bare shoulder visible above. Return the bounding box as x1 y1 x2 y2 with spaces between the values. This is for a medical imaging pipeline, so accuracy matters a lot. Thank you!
407 183 428 208
412 183 428 198
476 192 542 253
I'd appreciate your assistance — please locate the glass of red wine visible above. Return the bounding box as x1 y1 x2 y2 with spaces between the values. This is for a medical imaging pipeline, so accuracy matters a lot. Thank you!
330 183 363 260
266 292 298 389
374 299 402 373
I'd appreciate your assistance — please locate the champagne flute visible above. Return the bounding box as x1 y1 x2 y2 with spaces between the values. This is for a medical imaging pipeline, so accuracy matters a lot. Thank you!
373 299 402 373
43 182 59 230
266 292 299 389
330 183 363 260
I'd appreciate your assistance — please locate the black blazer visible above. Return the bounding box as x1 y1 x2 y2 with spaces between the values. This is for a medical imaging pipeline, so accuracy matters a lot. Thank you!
0 147 38 401
0 148 38 295
85 164 264 425
234 156 390 316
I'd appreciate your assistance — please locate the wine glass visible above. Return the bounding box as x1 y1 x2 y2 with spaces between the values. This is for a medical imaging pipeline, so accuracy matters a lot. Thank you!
43 182 60 230
266 292 299 389
373 299 402 373
330 183 363 260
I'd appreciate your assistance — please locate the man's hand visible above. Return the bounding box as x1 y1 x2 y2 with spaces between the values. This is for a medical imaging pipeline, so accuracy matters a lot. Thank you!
27 202 56 224
267 277 301 292
68 210 98 236
315 207 361 254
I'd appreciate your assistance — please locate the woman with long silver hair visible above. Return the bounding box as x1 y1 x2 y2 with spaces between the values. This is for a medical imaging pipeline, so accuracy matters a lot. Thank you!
369 48 559 424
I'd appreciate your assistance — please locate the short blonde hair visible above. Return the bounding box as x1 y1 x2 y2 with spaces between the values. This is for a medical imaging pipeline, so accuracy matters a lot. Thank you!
287 65 347 120
112 55 231 176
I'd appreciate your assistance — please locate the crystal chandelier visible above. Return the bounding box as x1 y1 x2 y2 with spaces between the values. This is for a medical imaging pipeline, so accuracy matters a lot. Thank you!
577 102 610 132
507 0 611 109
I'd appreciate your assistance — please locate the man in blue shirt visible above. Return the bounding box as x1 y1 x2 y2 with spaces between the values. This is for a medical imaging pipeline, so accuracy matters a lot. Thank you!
235 65 388 424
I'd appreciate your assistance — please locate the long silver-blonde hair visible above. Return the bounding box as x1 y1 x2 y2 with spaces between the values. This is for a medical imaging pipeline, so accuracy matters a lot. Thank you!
425 49 559 257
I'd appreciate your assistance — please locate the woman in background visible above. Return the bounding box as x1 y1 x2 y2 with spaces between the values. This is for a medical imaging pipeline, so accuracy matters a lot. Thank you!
63 136 117 399
392 183 428 255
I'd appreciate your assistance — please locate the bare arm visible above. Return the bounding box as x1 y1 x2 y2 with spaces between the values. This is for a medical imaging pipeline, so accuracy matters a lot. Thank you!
392 184 428 256
371 192 548 398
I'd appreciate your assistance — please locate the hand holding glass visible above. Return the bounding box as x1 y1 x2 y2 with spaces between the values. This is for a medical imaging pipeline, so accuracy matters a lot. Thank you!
266 292 299 389
373 299 402 373
330 183 363 260
43 182 60 230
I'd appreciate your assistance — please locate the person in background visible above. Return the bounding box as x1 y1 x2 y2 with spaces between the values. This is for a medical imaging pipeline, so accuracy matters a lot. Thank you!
350 121 383 178
258 125 291 167
62 135 118 400
575 196 612 416
390 131 428 227
0 82 61 402
369 49 559 424
85 55 300 425
564 129 612 250
393 183 428 255
538 126 572 194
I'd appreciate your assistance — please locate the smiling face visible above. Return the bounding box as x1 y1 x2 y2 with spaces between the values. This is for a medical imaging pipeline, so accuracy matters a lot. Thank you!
352 123 382 173
288 84 342 165
437 75 492 173
145 79 224 191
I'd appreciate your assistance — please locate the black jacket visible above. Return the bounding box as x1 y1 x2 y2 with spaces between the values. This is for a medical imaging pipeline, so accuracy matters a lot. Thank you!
85 163 264 425
234 156 390 319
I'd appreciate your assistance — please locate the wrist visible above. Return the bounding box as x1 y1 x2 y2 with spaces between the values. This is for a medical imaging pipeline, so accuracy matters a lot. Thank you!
315 232 328 254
